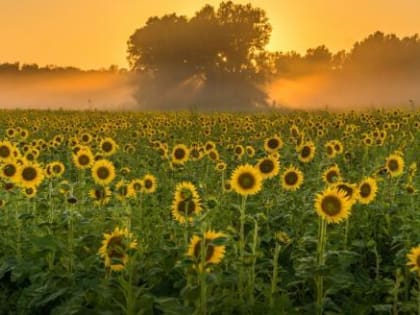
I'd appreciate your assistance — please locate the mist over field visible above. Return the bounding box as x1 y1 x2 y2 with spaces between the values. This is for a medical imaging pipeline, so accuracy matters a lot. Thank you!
0 72 137 110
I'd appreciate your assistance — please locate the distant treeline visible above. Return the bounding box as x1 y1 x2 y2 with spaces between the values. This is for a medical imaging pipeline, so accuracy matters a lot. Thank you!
0 63 128 75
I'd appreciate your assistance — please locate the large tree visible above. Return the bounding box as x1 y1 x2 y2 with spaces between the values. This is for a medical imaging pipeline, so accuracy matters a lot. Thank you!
127 1 273 110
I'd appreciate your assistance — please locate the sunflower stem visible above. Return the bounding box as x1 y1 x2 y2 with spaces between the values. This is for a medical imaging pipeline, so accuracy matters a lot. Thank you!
249 216 259 306
270 240 281 308
344 218 349 250
316 217 327 315
199 223 208 315
417 278 420 315
238 195 247 303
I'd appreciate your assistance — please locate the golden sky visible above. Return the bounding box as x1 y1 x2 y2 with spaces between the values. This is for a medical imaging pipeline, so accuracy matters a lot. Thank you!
1 0 419 69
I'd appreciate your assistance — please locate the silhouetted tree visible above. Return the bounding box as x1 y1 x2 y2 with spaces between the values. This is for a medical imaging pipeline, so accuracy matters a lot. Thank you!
127 1 273 110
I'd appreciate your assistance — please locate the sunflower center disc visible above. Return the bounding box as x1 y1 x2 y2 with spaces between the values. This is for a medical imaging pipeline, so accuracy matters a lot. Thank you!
177 199 196 215
22 167 37 181
260 160 274 173
285 172 298 185
102 142 113 152
360 183 371 197
267 139 279 149
4 165 16 177
388 159 399 171
78 155 90 165
0 146 11 158
321 196 341 216
97 167 110 179
301 146 311 158
174 148 186 160
238 172 255 189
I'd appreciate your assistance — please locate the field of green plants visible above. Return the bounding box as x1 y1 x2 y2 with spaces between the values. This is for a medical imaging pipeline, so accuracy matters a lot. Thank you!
0 109 419 315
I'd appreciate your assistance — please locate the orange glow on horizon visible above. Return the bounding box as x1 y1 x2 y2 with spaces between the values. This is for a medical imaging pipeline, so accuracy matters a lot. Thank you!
0 0 419 69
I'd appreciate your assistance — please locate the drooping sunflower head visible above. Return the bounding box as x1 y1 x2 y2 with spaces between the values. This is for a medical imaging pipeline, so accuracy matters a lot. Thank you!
357 177 378 204
187 231 226 266
98 227 138 272
115 180 135 201
406 245 420 275
23 187 37 199
333 182 357 204
281 166 304 191
91 159 116 186
385 153 405 177
171 195 202 224
315 187 352 224
256 156 280 179
230 164 262 196
89 186 112 206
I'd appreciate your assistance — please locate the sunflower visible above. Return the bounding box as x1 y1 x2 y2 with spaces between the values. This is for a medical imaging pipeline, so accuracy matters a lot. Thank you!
322 165 342 185
22 187 37 198
171 194 202 224
174 181 200 200
215 161 227 172
256 156 280 179
187 231 226 265
129 179 143 194
406 245 420 275
314 187 352 224
142 174 157 194
73 148 94 169
171 144 190 165
264 135 283 153
58 180 72 195
99 137 118 156
298 141 316 163
333 182 357 205
234 145 245 159
0 160 20 183
207 149 219 162
230 164 262 196
0 140 15 162
325 143 336 158
18 162 45 188
49 161 65 178
91 159 116 186
114 180 135 201
89 186 112 206
385 153 405 177
281 166 304 191
223 180 232 192
357 177 378 204
98 227 138 272
405 184 417 195
246 146 255 157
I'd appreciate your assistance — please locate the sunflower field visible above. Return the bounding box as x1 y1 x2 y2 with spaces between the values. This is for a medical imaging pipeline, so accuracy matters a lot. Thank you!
0 109 419 315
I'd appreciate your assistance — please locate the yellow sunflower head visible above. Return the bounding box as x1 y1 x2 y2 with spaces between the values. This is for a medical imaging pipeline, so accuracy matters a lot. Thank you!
357 177 378 204
142 174 157 194
256 156 280 179
89 186 112 207
385 153 405 177
18 162 45 189
315 187 352 224
171 144 190 165
187 231 226 266
73 148 94 169
407 245 420 275
91 159 116 186
230 164 262 196
322 165 342 185
99 137 118 156
264 135 283 153
281 166 304 191
98 227 138 272
298 141 316 163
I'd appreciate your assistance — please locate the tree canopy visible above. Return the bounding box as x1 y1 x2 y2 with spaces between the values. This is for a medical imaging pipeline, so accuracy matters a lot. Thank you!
127 1 273 110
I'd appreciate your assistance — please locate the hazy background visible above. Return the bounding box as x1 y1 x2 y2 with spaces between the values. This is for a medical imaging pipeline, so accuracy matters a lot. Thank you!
1 1 420 111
